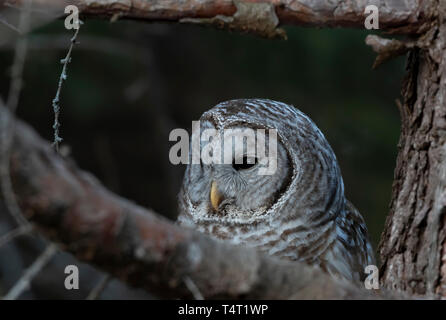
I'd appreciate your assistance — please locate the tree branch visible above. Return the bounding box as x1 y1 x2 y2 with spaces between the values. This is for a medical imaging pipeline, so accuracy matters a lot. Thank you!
4 243 58 300
378 1 446 297
4 0 435 37
0 223 33 248
2 105 392 299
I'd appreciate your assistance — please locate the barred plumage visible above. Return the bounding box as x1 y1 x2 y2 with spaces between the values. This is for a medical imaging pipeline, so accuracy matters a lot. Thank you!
177 99 375 282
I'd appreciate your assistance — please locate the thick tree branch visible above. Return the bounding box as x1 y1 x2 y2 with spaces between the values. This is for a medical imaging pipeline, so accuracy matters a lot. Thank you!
4 0 435 38
378 1 446 297
1 105 390 299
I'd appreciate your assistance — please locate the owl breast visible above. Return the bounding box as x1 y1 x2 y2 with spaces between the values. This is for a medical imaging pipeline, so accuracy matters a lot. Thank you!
179 203 373 282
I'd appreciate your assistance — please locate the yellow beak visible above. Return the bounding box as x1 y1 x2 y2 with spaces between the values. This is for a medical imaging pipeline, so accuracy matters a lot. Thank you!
210 181 223 211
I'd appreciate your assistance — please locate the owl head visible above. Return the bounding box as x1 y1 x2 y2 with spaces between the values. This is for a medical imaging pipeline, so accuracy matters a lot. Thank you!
177 99 346 236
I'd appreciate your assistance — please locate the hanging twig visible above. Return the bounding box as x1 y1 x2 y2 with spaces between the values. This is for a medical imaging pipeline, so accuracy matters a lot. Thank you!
3 243 58 300
51 23 81 152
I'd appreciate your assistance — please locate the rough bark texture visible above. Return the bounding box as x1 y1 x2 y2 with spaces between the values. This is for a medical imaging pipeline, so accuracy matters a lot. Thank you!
379 0 446 297
1 106 390 299
4 0 434 38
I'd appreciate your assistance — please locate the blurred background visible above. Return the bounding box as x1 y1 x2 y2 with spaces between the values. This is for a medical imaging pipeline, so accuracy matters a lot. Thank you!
0 19 404 298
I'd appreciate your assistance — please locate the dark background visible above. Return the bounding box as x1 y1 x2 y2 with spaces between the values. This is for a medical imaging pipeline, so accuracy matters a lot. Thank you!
0 19 404 297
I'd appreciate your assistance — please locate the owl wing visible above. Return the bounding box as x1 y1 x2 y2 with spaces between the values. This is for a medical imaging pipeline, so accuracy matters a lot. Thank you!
333 200 376 281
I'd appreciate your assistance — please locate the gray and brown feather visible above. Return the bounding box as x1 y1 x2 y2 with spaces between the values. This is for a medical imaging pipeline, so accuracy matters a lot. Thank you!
177 99 375 282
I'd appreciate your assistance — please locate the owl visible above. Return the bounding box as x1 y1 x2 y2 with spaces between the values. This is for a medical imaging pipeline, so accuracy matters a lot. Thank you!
177 99 375 282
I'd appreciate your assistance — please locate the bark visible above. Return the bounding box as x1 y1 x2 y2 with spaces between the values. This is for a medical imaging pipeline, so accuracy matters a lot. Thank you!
4 0 434 38
379 0 446 297
1 106 390 299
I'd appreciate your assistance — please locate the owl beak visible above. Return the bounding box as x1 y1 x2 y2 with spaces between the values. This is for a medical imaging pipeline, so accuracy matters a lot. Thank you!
210 181 224 211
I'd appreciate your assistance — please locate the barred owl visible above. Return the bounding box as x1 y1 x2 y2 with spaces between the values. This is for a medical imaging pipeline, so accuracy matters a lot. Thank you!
177 99 375 282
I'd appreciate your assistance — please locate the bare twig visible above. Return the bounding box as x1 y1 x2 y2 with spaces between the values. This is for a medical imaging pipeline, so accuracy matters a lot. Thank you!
0 0 32 226
51 24 81 152
0 14 21 34
184 276 204 300
5 0 31 111
86 274 111 300
0 224 33 248
3 243 58 300
365 35 419 69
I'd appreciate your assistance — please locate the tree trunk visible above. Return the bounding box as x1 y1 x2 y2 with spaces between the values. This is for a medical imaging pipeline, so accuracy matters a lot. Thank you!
379 1 446 297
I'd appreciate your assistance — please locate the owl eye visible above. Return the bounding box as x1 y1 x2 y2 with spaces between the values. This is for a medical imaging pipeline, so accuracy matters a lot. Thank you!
232 156 258 171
